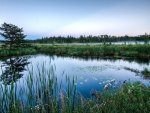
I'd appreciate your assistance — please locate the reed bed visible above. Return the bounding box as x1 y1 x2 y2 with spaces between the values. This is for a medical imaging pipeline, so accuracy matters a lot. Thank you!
0 63 150 113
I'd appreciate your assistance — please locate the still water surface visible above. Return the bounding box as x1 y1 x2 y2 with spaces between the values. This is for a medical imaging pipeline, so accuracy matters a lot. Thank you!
0 55 150 97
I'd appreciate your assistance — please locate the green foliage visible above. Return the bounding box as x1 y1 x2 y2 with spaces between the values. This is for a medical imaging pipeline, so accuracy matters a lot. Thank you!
0 22 26 49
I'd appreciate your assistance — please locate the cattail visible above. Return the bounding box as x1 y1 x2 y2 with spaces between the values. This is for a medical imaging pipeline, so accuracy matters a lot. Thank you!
61 92 65 113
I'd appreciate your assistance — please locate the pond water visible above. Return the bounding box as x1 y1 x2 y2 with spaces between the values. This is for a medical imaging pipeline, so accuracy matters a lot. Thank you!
0 54 150 98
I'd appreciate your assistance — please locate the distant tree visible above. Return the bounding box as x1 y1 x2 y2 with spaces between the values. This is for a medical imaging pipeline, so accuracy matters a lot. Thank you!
144 32 149 44
0 22 26 49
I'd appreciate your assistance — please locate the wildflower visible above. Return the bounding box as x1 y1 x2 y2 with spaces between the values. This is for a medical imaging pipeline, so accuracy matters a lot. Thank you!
128 89 131 94
34 105 40 110
104 83 112 90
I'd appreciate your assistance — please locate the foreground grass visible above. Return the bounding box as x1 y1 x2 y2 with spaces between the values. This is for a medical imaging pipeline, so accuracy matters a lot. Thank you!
0 81 150 113
83 82 150 113
1 44 150 59
0 64 150 113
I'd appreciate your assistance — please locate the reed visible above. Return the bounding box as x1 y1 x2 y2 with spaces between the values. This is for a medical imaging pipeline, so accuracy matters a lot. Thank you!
0 63 150 113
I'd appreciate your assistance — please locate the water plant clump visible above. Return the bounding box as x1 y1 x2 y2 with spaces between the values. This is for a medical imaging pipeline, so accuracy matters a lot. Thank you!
141 68 150 78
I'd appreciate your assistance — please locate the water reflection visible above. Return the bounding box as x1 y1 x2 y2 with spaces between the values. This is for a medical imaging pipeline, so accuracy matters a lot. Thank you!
55 55 150 65
0 54 149 97
0 56 30 85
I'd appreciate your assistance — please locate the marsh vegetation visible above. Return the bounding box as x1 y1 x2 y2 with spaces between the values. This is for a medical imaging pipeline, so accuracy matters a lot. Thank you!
0 55 150 113
0 23 150 113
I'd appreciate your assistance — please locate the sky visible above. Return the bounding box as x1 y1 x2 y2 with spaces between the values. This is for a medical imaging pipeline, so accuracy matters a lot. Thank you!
0 0 150 39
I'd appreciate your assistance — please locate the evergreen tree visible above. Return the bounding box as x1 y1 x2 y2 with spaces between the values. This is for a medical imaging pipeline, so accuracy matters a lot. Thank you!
0 22 26 49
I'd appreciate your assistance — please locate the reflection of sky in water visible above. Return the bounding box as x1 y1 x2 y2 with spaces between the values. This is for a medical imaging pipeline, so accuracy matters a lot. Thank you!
0 55 150 97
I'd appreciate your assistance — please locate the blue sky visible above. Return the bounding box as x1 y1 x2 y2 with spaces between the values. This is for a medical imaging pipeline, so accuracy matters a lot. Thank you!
0 0 150 39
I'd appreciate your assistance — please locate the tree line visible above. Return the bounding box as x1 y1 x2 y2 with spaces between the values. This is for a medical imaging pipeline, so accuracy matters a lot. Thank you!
29 34 150 44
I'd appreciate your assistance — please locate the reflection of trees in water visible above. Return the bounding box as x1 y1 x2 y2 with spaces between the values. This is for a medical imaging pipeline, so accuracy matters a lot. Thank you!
0 56 30 85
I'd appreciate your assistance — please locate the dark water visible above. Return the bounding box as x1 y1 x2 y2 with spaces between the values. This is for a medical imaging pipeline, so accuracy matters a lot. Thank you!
0 55 150 97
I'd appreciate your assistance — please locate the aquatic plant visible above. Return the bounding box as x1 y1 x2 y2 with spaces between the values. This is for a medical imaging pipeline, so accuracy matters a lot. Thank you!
141 68 150 78
0 62 150 113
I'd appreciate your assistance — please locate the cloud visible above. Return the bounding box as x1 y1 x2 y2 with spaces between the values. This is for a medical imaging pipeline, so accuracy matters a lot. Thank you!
53 13 127 36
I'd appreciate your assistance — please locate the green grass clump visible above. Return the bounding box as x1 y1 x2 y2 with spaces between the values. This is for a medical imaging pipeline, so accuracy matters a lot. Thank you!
0 48 36 58
141 68 150 78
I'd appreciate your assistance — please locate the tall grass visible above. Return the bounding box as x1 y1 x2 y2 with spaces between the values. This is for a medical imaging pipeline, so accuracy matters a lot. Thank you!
0 62 77 113
1 44 150 59
0 63 150 113
0 48 36 58
35 44 150 59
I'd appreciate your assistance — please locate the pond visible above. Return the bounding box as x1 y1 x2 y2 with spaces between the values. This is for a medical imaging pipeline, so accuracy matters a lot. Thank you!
0 54 150 98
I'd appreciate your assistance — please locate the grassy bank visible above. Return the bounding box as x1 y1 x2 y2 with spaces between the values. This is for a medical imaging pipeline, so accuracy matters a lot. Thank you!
0 63 150 113
1 44 150 59
35 44 150 58
0 47 37 58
